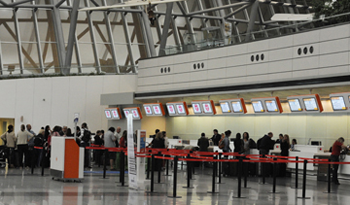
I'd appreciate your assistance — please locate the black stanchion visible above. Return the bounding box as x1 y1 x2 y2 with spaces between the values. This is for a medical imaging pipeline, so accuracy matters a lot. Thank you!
297 160 310 199
208 155 218 194
168 156 181 198
270 158 279 194
164 159 171 176
295 156 299 188
260 154 266 185
41 146 46 176
31 148 35 175
157 152 162 183
146 150 151 179
217 153 224 184
244 158 250 189
233 157 246 198
183 158 194 189
324 159 333 193
147 154 155 193
118 151 128 187
102 149 108 179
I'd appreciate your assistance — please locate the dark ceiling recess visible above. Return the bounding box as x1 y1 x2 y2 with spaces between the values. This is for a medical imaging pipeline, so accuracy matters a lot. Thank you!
135 75 350 98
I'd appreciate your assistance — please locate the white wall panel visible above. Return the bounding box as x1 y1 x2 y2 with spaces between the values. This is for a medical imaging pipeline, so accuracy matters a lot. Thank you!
102 75 121 94
246 62 269 76
204 79 226 87
292 69 319 79
269 35 293 49
268 60 293 73
318 66 349 76
190 70 207 81
269 72 293 81
207 57 226 69
226 55 247 67
320 24 350 41
51 77 70 126
0 79 16 118
319 39 349 55
208 47 227 59
319 52 349 68
157 55 174 65
142 58 158 68
85 77 104 130
293 30 320 46
225 76 246 85
226 44 247 56
269 48 293 61
172 73 190 83
173 62 191 74
226 66 246 77
32 78 53 130
207 68 226 79
293 56 319 71
246 74 270 83
190 50 208 61
247 40 269 52
173 52 190 64
14 79 34 126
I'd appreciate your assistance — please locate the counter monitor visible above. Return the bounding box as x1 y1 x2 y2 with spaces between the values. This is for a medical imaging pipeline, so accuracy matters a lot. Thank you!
331 96 347 111
132 109 140 118
202 102 213 114
152 105 162 115
192 103 202 114
124 110 130 117
303 98 319 111
252 101 264 113
220 102 231 113
105 110 112 119
176 104 186 114
231 101 243 113
111 109 120 119
288 99 302 112
144 105 153 115
167 104 176 115
265 100 278 112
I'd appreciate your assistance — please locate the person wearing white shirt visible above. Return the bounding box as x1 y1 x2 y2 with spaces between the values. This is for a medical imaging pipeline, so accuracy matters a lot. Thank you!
17 124 34 169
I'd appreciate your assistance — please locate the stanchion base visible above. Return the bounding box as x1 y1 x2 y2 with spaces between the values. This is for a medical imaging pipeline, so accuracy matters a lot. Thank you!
207 191 219 194
167 195 182 198
182 186 194 189
232 196 247 198
297 197 311 199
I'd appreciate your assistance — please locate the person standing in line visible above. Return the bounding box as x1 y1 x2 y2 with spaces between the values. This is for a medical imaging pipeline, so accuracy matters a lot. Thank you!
151 132 165 172
34 128 44 167
1 125 16 168
80 122 92 168
258 132 274 155
162 131 169 148
100 130 105 145
275 134 283 143
197 133 209 152
59 126 67 136
26 124 36 167
222 130 231 177
243 132 250 155
331 137 347 185
280 134 290 177
104 127 117 170
17 124 34 169
115 127 122 145
119 130 127 148
211 129 221 146
234 133 243 153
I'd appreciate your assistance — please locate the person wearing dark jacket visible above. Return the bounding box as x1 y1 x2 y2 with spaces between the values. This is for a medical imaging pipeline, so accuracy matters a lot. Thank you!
259 132 275 155
211 129 221 146
234 133 243 153
198 133 209 151
280 134 290 177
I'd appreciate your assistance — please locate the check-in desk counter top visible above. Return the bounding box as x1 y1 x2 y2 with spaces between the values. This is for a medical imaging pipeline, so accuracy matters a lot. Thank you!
288 145 324 171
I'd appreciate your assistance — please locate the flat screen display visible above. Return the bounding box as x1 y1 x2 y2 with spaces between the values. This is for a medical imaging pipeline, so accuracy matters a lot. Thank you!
176 104 186 114
144 106 153 115
202 103 213 114
288 99 302 112
220 102 231 113
124 110 130 118
105 110 112 119
153 105 162 115
231 101 243 113
132 109 140 118
192 103 202 114
252 101 264 113
303 98 318 111
111 109 119 118
265 100 278 112
167 105 176 115
330 96 346 111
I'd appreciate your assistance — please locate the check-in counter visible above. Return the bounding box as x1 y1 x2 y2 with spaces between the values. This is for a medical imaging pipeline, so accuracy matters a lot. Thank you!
288 145 324 171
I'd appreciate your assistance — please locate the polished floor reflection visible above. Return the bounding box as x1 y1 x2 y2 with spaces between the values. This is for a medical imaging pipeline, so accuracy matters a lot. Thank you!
0 167 349 205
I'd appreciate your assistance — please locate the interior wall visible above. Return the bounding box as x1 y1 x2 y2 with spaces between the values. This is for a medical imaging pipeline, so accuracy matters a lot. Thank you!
164 113 350 151
0 75 137 135
141 115 167 137
0 118 15 135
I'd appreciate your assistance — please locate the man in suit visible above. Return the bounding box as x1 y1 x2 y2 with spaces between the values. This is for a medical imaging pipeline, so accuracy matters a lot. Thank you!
197 133 209 151
211 129 221 146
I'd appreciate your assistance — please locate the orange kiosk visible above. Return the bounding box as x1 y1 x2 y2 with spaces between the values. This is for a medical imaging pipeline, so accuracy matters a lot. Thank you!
51 137 84 181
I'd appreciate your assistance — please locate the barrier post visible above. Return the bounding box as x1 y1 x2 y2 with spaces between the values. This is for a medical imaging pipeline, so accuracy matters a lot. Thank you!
31 148 35 175
151 154 155 192
324 159 332 193
168 156 181 198
182 157 194 189
297 160 310 199
262 154 266 184
146 150 151 179
272 158 277 193
208 155 218 193
102 149 108 179
188 154 193 180
244 157 249 188
295 156 299 189
120 151 126 186
41 146 46 176
233 157 246 198
157 152 162 183
218 153 223 184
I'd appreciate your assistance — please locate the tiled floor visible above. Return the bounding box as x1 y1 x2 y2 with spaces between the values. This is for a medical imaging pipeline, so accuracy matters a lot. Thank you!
0 167 349 205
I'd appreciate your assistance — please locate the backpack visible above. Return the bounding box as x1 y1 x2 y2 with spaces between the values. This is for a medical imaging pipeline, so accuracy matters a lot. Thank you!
257 137 262 150
249 139 257 148
82 129 91 143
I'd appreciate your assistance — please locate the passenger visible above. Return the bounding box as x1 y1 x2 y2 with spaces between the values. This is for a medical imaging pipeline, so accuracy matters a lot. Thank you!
258 132 274 155
34 128 44 167
26 124 36 167
100 130 105 145
115 127 122 147
17 124 34 169
59 126 67 136
80 123 92 168
66 128 74 137
93 130 103 166
75 126 81 145
119 130 127 148
148 129 161 147
43 125 52 168
0 125 16 168
233 133 243 153
197 133 209 152
211 129 221 146
151 132 165 172
331 137 347 185
51 126 61 136
162 131 169 148
104 127 117 170
222 130 232 177
280 134 290 177
275 134 283 143
243 132 250 155
290 139 297 151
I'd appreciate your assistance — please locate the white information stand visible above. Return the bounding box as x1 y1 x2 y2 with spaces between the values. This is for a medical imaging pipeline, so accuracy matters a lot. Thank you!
50 137 84 181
